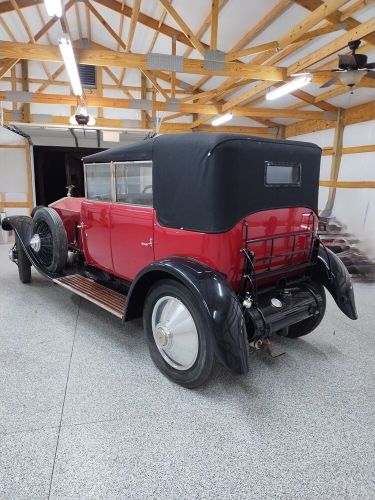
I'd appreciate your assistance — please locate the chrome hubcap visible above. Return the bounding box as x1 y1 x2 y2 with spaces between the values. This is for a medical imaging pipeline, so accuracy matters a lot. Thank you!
151 296 199 371
30 233 41 252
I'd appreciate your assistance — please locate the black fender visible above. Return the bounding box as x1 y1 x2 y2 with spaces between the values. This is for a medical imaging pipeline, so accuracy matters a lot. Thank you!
124 257 249 375
312 245 357 320
1 215 58 280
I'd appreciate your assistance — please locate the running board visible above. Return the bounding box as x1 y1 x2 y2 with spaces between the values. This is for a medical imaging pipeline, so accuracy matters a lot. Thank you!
53 274 126 318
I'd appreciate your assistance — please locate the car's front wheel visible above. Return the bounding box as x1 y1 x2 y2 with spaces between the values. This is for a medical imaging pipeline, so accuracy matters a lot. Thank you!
143 279 215 388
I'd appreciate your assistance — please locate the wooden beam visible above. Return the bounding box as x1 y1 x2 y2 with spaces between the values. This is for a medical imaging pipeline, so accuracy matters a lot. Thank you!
20 60 30 123
86 0 126 51
11 65 17 111
127 0 141 49
0 41 286 81
287 17 375 75
191 0 290 90
0 0 42 13
97 67 103 119
142 71 170 101
292 0 375 47
94 0 202 49
278 0 350 49
325 109 344 211
339 0 375 21
211 0 219 50
140 72 148 129
0 144 26 148
320 181 375 188
171 35 176 99
2 111 275 136
159 0 206 54
322 145 375 155
183 0 227 58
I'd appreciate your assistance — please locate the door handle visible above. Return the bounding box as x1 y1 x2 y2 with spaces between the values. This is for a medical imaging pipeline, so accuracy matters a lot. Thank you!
141 238 153 247
77 222 86 229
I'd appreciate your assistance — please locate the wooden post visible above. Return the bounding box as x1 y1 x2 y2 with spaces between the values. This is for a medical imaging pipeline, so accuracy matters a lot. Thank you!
21 59 31 123
141 72 148 129
325 108 344 213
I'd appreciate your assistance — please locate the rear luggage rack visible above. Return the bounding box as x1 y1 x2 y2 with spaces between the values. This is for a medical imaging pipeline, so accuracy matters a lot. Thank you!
53 274 126 318
244 224 317 282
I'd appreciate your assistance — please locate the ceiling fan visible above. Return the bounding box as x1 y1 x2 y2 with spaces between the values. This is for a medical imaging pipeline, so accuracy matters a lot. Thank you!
296 40 375 89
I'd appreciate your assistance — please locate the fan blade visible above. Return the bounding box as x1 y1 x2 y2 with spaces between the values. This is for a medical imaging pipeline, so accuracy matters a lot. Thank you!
320 76 339 88
365 71 375 80
366 62 375 69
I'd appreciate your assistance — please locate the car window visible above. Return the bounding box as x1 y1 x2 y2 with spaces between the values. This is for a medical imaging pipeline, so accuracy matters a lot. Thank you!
85 163 112 202
115 162 153 206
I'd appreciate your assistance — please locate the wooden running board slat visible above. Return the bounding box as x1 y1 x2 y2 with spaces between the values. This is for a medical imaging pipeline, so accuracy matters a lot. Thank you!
53 274 126 318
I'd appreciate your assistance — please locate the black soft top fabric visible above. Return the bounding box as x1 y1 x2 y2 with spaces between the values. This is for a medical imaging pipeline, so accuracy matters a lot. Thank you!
83 133 322 233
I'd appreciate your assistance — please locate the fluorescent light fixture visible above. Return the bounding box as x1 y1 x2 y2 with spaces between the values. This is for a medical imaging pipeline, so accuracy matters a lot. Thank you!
266 75 312 101
44 0 62 17
212 112 233 126
58 36 82 97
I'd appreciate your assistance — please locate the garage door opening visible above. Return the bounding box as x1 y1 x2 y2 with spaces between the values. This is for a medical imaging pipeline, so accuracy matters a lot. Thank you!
33 146 102 206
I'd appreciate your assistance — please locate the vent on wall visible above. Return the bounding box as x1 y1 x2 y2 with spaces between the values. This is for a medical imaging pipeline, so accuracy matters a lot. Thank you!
78 64 96 88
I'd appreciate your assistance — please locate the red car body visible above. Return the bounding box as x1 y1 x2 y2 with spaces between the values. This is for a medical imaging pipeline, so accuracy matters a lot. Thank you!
52 196 316 290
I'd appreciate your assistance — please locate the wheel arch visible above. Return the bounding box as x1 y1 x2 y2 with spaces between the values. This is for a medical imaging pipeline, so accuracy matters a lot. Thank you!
124 257 249 375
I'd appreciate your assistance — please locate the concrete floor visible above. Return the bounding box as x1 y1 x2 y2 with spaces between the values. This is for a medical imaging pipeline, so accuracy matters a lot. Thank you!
0 243 375 500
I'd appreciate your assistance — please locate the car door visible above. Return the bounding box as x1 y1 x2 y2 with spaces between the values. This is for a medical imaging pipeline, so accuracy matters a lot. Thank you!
110 161 154 281
81 162 114 273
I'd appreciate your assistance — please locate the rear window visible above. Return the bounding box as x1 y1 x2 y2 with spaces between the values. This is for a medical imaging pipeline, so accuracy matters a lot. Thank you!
265 162 301 187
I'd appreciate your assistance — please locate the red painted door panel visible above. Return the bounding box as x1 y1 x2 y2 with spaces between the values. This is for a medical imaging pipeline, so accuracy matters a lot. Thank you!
81 200 113 272
110 205 154 281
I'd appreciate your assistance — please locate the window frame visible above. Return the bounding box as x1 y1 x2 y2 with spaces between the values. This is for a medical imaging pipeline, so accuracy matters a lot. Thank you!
83 160 153 206
83 161 115 203
264 161 301 188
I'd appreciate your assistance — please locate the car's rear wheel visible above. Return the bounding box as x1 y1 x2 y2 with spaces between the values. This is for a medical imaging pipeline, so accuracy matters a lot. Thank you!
281 284 326 338
31 207 67 273
143 279 214 388
15 235 31 283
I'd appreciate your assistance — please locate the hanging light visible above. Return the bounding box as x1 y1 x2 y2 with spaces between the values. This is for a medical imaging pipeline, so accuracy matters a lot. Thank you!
44 0 62 17
212 112 233 126
338 70 366 87
266 75 312 100
58 36 82 97
69 100 96 127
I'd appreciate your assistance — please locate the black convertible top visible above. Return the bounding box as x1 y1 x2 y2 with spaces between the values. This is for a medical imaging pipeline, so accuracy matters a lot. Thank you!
83 133 322 233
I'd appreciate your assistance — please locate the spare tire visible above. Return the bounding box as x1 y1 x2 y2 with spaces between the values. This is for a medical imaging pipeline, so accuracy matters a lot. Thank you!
31 207 67 273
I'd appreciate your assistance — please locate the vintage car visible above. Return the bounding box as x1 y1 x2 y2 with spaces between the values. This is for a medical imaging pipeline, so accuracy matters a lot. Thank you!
3 133 357 388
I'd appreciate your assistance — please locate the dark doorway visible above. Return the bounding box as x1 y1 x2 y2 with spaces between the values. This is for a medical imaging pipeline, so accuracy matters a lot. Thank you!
33 146 103 206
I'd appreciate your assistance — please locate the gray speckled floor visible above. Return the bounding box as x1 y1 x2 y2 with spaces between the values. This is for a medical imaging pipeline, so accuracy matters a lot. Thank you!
0 243 375 500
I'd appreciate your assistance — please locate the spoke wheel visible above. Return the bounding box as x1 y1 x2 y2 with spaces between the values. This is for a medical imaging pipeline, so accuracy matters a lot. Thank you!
144 279 214 388
33 220 54 268
31 207 67 273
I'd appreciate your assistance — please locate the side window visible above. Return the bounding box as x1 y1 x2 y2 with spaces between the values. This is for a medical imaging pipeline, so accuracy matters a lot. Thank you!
115 162 153 206
85 163 112 201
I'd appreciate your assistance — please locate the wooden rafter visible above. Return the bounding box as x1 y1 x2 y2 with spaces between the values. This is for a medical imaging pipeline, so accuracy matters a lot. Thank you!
0 41 286 81
159 0 206 55
293 0 375 46
210 0 219 50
